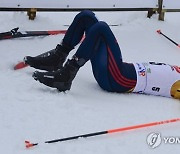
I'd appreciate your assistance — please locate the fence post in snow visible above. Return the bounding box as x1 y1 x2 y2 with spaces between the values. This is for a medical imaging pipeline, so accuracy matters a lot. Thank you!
158 0 165 21
27 8 37 20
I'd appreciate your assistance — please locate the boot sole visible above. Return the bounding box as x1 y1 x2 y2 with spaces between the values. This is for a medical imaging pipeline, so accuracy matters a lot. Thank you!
53 82 72 92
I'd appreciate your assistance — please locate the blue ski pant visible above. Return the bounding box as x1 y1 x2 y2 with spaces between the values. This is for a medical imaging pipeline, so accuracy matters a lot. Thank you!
63 10 137 92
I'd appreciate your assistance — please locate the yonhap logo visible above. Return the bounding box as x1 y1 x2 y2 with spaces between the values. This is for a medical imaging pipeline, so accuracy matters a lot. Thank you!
147 132 162 149
147 132 180 149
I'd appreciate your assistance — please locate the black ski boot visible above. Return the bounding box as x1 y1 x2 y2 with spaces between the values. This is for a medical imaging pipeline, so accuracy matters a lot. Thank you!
32 56 86 92
24 43 72 71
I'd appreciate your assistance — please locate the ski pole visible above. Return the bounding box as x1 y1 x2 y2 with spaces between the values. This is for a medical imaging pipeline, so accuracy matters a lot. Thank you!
25 118 180 148
157 29 180 48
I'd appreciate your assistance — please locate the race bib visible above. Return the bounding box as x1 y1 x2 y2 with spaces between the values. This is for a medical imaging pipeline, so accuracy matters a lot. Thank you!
133 62 180 98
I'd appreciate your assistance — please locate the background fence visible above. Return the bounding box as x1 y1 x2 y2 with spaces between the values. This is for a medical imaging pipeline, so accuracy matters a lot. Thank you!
0 0 179 20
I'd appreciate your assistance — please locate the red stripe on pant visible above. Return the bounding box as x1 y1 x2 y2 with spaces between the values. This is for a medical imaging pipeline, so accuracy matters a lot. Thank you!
107 47 136 84
107 47 136 88
108 58 135 88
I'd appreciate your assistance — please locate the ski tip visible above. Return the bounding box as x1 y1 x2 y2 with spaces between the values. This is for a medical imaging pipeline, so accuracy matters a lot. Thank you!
178 44 180 48
14 61 28 70
157 29 161 34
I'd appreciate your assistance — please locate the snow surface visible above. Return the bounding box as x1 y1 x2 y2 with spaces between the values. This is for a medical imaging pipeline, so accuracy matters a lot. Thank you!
0 11 180 154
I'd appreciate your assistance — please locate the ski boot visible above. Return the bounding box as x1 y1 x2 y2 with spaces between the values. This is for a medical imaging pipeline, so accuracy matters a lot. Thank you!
24 43 72 71
32 56 86 92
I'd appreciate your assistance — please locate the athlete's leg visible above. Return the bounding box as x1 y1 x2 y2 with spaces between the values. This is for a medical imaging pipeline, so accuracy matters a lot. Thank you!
74 21 137 92
63 10 99 47
24 10 98 71
33 21 137 92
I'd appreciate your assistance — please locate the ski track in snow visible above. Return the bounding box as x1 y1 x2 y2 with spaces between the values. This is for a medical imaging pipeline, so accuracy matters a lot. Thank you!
0 11 180 154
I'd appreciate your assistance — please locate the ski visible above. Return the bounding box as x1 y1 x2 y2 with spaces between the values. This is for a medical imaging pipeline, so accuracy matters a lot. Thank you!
14 61 28 70
0 27 67 40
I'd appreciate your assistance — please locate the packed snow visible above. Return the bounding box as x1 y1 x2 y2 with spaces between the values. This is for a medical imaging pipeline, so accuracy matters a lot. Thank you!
0 11 180 154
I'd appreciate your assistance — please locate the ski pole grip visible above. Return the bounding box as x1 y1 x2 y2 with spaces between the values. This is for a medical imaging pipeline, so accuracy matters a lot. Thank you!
25 141 38 148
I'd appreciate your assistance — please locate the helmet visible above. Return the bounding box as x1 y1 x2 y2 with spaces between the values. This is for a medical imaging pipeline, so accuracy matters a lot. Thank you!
170 80 180 99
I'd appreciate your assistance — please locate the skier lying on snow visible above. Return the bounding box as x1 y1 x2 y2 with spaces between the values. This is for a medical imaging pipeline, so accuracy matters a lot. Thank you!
24 10 180 99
